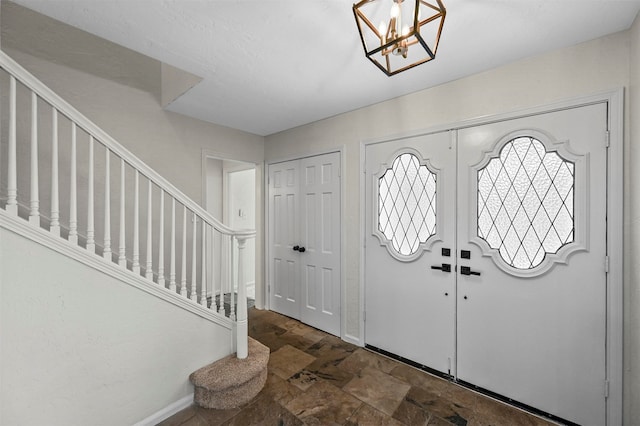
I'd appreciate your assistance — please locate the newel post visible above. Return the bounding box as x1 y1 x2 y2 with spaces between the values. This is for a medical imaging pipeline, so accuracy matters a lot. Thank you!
236 235 248 359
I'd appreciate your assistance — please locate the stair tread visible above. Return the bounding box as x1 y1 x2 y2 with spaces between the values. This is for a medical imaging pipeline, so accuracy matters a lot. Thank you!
189 337 269 391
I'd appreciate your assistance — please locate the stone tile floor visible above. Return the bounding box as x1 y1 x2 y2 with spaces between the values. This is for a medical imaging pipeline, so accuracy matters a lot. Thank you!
159 307 556 426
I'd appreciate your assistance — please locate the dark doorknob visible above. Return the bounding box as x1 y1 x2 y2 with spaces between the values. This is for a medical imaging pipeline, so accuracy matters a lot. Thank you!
293 245 299 251
431 263 451 273
298 246 306 253
460 266 481 276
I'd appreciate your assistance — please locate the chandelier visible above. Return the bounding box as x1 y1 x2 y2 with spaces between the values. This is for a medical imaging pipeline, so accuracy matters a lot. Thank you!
353 0 446 76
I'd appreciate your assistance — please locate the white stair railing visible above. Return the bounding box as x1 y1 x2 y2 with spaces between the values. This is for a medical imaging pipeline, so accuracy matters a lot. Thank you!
0 50 253 359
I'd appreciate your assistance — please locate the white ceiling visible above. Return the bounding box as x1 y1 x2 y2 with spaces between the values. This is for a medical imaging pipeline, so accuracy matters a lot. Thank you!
10 0 640 136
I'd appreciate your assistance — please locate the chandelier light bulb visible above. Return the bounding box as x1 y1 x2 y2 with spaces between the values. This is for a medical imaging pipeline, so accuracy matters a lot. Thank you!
390 3 400 18
379 21 387 40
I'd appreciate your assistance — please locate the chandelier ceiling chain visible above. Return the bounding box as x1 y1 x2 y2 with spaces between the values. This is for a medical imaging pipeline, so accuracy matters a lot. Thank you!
353 0 446 76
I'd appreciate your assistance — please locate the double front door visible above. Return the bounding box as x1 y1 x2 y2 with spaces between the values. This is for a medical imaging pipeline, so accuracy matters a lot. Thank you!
268 152 341 336
365 104 608 425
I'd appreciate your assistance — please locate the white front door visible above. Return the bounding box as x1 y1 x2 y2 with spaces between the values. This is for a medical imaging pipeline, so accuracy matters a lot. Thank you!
364 103 608 424
365 131 456 374
268 152 342 336
456 103 607 425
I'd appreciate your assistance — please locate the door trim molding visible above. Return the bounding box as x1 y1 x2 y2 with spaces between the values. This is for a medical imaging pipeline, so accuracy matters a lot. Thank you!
359 88 624 425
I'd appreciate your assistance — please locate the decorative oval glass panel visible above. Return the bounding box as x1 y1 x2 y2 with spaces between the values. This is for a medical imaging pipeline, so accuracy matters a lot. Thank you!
379 153 437 256
477 136 575 269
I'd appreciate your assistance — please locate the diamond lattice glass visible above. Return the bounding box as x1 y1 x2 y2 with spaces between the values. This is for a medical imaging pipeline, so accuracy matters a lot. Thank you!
379 153 437 256
477 137 575 269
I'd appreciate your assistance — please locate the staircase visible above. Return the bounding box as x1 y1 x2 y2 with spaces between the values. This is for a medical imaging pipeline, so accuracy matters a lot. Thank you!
0 49 266 424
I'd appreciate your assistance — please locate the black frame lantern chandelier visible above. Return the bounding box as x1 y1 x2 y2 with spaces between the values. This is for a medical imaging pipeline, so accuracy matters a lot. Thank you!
353 0 446 76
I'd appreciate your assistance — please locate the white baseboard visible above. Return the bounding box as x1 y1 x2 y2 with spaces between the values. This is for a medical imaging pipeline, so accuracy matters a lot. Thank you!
134 394 193 426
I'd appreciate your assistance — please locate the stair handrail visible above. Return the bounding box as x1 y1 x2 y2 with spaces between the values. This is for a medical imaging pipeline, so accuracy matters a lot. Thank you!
1 49 254 359
0 50 253 240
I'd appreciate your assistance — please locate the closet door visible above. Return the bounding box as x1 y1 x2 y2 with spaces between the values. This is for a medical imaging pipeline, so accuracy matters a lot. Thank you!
299 153 342 336
268 160 300 319
268 152 342 335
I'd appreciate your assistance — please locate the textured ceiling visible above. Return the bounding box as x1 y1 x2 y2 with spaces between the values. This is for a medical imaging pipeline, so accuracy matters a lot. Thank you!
9 0 640 136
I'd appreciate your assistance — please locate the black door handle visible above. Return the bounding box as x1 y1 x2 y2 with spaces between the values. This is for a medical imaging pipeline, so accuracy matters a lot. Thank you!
431 263 451 273
299 246 306 253
293 245 299 251
460 266 481 276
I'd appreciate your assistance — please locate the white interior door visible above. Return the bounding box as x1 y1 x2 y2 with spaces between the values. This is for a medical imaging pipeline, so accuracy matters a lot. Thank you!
364 103 608 424
268 159 299 319
299 153 341 336
365 131 456 374
456 103 607 425
268 152 342 335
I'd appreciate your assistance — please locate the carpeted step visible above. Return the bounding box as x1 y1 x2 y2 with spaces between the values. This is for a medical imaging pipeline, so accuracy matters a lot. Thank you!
189 337 269 409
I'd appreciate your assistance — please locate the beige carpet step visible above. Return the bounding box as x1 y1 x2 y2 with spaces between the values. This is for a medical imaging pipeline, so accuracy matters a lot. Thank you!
189 337 270 409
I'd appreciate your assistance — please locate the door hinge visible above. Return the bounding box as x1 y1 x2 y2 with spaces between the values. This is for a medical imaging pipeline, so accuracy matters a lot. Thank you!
605 131 610 148
604 380 610 398
268 284 271 293
363 311 366 322
605 256 610 273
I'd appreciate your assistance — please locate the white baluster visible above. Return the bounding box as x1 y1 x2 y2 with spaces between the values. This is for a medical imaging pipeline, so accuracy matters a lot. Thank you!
145 180 154 280
50 108 60 236
236 236 248 359
118 158 127 267
200 222 208 307
157 190 165 286
68 123 78 245
230 235 235 320
132 170 140 274
29 91 39 225
169 198 176 292
86 136 95 253
180 205 188 297
6 76 17 216
103 149 112 260
219 233 225 315
191 213 198 301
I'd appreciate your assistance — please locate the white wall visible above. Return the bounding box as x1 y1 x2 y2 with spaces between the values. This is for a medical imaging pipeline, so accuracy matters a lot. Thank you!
265 29 634 414
626 12 640 426
0 227 233 425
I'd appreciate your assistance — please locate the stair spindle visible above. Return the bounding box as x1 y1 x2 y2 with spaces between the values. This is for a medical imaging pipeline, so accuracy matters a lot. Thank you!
191 212 198 301
180 205 188 297
6 76 17 215
29 91 40 225
86 136 95 253
132 170 140 274
118 158 126 267
169 198 177 292
158 190 165 286
145 179 153 280
50 108 60 236
103 148 112 260
68 123 78 245
230 235 235 320
200 221 208 307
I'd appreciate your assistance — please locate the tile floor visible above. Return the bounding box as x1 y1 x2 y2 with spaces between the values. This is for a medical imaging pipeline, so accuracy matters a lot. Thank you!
160 307 556 426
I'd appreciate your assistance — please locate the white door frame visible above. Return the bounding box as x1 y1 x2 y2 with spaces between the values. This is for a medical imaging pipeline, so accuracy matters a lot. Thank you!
265 147 348 341
359 89 624 425
201 149 264 307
